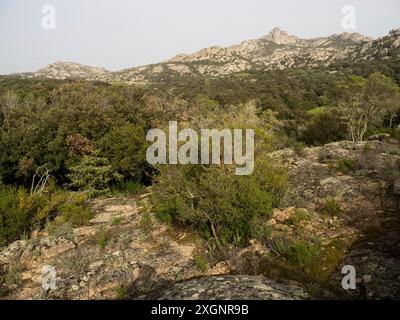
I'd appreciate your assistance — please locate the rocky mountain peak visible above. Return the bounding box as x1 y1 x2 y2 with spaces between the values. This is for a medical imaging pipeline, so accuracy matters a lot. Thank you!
336 32 373 43
33 61 110 80
261 27 299 44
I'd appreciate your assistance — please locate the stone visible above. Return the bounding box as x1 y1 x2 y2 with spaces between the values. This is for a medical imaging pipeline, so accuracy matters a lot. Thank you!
363 275 372 283
368 133 390 141
89 261 104 270
139 275 308 300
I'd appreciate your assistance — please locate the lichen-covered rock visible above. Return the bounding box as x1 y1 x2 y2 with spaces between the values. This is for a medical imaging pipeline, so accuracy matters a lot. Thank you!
140 275 308 300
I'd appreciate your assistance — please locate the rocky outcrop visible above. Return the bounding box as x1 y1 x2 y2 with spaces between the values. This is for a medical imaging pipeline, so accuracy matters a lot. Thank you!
260 27 299 44
268 140 400 299
142 275 308 300
20 61 111 81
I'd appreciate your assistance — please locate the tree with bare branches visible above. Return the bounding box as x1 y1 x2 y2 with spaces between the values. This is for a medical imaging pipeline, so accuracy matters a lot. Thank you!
339 73 400 141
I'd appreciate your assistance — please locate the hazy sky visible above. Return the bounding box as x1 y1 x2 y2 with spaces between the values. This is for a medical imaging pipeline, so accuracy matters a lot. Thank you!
0 0 399 74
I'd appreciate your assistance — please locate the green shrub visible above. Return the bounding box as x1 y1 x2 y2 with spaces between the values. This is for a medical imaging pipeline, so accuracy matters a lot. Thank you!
263 236 346 290
321 197 342 216
362 143 373 152
152 160 288 246
193 255 208 272
67 152 123 196
0 187 48 245
111 216 123 226
139 211 154 235
292 141 306 156
0 186 91 246
286 209 311 227
0 262 24 296
337 158 358 173
269 237 291 256
58 201 92 227
115 286 128 300
113 180 144 195
99 124 148 182
301 110 346 146
286 239 322 271
97 230 108 249
250 218 272 243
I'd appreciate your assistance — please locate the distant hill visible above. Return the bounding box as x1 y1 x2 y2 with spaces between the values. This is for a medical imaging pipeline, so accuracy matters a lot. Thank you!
11 27 400 84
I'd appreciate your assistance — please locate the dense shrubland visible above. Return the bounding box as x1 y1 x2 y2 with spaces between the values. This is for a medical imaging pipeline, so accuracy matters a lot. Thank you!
0 184 90 245
0 65 399 247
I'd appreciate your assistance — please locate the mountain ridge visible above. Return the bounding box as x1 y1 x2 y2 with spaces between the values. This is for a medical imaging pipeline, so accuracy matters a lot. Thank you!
12 27 400 84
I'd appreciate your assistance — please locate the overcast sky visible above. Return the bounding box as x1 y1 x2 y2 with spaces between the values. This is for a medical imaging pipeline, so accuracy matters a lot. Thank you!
0 0 399 74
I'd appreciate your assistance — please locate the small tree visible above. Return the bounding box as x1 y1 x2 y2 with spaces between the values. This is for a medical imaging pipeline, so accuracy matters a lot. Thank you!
67 152 122 196
339 73 399 141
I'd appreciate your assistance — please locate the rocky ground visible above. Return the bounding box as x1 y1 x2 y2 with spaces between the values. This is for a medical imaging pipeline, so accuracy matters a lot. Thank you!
0 139 399 300
267 139 400 299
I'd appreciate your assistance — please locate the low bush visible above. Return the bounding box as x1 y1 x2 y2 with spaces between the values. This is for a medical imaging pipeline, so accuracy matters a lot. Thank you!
336 158 359 173
0 186 91 246
67 152 123 196
286 209 311 227
321 197 342 216
152 160 288 246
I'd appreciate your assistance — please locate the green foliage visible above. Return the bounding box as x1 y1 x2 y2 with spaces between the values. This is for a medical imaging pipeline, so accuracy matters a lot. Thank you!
97 229 108 250
263 236 348 292
337 158 358 173
67 152 123 196
0 187 46 245
1 67 398 189
193 254 208 272
301 110 347 146
115 286 128 300
250 218 272 243
57 201 92 227
113 180 144 195
0 82 155 187
99 123 148 182
0 186 91 246
268 237 322 275
337 72 400 141
139 211 154 235
321 197 342 216
270 237 291 256
307 106 328 116
152 159 287 246
292 141 306 156
286 239 322 271
286 209 311 227
111 216 123 226
0 262 24 296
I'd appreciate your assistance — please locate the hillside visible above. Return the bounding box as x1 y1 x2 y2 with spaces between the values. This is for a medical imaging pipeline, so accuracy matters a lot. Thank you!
1 139 399 300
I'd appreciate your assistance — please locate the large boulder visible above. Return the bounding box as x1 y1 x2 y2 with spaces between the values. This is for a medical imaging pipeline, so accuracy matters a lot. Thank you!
138 275 308 300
